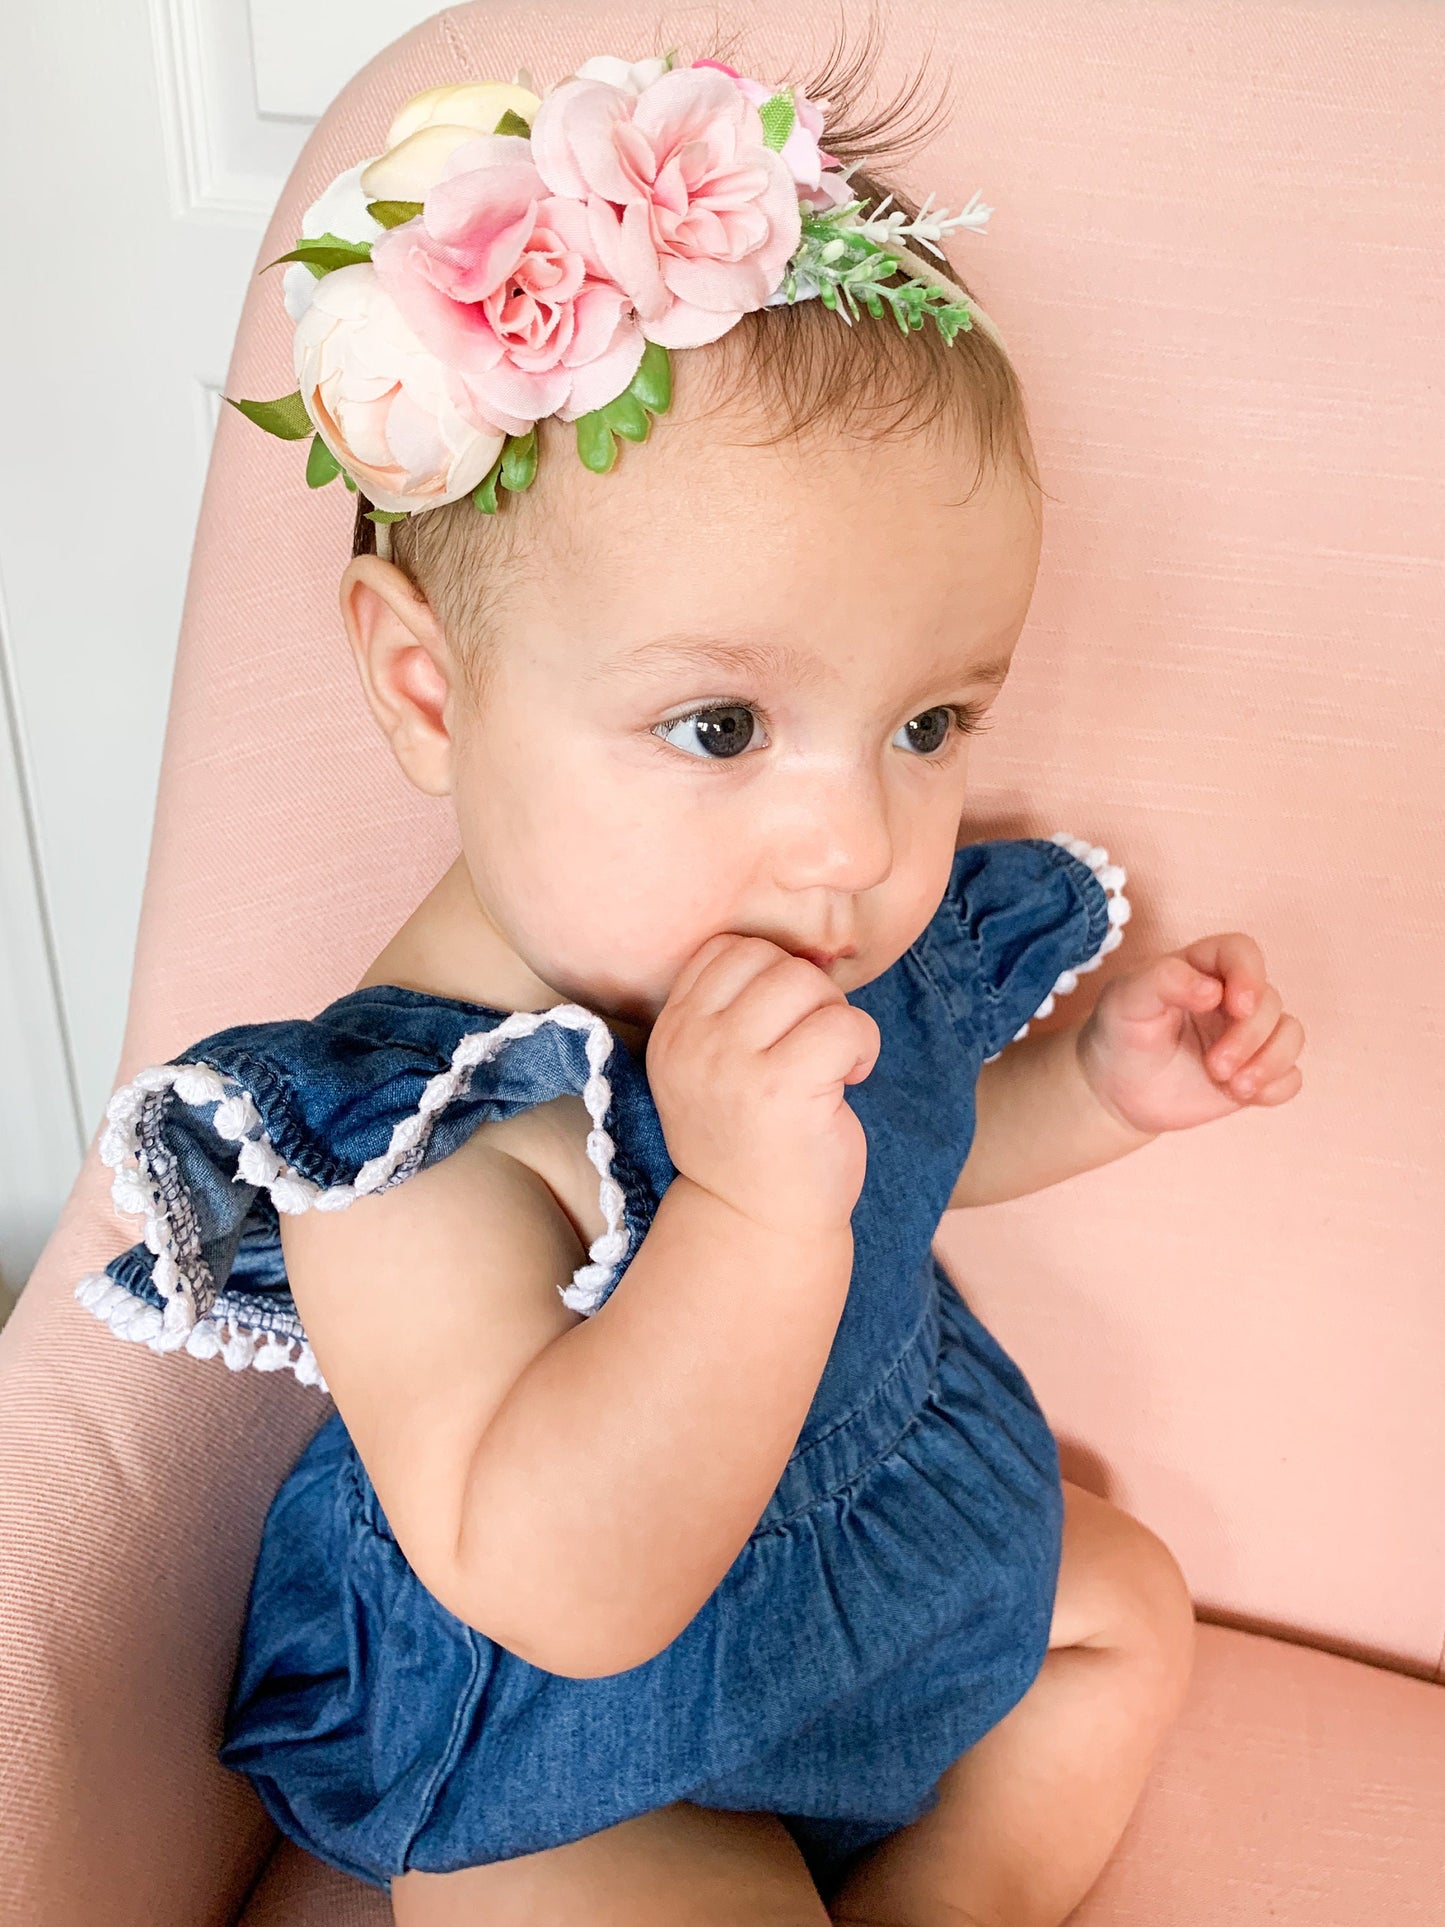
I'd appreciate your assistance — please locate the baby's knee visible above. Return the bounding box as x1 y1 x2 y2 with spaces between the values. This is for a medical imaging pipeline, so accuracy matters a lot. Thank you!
1052 1485 1197 1699
1118 1516 1197 1707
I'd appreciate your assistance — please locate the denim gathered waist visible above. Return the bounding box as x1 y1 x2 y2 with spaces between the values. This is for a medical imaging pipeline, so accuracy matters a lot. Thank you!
346 1262 945 1551
751 1264 943 1536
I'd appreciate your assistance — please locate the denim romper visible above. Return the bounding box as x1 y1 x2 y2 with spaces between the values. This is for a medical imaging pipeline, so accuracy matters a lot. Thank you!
74 832 1127 1901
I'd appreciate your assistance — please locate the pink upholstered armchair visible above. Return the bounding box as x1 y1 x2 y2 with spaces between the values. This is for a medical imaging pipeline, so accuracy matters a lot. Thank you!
2 5 1441 1921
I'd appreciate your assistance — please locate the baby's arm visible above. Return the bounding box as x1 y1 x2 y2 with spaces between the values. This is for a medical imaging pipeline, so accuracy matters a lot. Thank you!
950 932 1304 1209
280 939 879 1682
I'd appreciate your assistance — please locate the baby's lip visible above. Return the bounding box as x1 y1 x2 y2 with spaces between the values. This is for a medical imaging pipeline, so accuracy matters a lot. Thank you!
791 945 857 971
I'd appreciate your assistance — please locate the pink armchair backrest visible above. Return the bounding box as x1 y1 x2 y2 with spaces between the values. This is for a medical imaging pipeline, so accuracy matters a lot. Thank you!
2 4 1440 1923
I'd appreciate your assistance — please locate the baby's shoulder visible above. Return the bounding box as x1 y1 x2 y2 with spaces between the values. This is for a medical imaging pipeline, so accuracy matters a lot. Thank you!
74 986 647 1393
898 831 1132 1063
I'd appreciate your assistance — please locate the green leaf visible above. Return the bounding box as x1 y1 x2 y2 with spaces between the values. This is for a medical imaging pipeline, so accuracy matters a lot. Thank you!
365 509 407 524
493 108 532 137
499 428 538 492
575 411 618 473
602 391 650 442
365 200 423 229
339 468 358 492
263 236 373 276
225 391 313 440
758 89 796 153
472 455 504 514
628 340 672 413
305 432 341 487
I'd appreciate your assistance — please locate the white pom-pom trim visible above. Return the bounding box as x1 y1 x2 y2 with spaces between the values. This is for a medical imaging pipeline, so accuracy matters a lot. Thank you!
982 833 1131 1064
73 1006 631 1393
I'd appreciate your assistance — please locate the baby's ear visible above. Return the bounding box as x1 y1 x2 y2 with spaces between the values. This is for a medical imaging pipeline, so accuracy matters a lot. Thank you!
338 554 459 798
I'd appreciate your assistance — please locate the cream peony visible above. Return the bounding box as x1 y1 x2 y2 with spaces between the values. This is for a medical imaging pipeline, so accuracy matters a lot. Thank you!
293 263 507 513
360 81 542 203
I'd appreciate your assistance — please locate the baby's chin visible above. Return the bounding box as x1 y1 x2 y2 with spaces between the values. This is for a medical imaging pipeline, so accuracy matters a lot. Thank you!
514 944 677 1031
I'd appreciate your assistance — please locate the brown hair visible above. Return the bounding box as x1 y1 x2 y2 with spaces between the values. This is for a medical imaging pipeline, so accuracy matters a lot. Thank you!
354 8 1045 686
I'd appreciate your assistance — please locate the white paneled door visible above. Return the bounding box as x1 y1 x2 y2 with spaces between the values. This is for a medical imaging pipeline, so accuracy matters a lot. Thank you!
0 0 443 1292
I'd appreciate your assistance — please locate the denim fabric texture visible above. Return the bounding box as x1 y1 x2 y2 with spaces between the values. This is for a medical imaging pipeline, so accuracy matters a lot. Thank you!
86 836 1113 1899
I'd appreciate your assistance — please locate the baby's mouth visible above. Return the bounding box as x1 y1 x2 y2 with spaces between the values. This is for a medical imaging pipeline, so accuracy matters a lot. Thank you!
788 945 857 972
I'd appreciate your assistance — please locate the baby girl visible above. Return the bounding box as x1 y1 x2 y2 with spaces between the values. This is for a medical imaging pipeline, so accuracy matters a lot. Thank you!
76 31 1305 1927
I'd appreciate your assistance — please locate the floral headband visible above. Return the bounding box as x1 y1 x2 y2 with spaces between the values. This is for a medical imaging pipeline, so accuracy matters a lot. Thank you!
230 48 1002 556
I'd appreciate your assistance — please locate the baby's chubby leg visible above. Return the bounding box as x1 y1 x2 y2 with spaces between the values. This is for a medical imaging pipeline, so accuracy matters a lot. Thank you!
390 1802 832 1926
828 1481 1197 1927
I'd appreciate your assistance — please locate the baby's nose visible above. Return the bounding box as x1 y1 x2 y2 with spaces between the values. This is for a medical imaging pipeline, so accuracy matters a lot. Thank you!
768 768 893 896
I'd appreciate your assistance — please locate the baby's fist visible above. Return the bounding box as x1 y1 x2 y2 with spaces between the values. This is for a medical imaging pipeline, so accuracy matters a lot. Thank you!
1078 932 1305 1135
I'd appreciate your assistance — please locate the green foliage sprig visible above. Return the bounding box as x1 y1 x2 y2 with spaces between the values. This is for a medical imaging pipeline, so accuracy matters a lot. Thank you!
774 204 978 343
569 341 673 476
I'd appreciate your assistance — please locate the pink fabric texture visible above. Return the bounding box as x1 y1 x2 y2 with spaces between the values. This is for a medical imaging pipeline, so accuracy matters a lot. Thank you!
0 4 1440 1922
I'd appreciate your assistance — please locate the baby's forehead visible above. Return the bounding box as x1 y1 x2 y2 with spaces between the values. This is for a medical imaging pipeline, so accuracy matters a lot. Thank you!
537 403 1034 573
520 419 1038 656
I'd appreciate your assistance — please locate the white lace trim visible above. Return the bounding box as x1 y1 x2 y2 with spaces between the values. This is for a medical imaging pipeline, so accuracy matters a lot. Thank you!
73 1005 630 1394
981 833 1131 1063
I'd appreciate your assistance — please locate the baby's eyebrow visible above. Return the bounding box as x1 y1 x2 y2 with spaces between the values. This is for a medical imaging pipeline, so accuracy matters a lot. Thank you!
607 634 1014 690
608 634 833 687
960 653 1014 688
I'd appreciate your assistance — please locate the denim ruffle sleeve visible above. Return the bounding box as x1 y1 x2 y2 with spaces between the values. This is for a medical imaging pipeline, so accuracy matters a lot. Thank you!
919 833 1131 1064
72 996 639 1394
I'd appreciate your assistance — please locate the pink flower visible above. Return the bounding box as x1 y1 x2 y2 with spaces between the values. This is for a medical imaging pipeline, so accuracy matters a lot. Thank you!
693 61 855 211
369 132 646 430
528 65 802 349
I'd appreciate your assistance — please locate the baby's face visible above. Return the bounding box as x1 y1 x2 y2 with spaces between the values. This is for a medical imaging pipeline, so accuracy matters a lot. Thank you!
447 408 1042 1028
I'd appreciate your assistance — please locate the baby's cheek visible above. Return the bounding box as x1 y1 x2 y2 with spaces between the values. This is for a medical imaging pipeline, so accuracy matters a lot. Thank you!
507 835 716 1010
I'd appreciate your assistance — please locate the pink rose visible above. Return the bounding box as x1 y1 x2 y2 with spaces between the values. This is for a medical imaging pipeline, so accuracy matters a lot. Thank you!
370 132 646 430
693 61 856 211
528 65 802 349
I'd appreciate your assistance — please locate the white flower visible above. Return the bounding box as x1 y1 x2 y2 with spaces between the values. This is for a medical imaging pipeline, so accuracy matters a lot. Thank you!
845 189 994 260
282 163 385 323
293 263 507 514
570 53 673 94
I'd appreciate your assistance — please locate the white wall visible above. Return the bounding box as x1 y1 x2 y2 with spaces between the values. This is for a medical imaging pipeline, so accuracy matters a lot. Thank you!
0 0 443 1290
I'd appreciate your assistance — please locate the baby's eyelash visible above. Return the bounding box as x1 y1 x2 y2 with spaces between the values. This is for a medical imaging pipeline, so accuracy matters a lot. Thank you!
950 704 993 735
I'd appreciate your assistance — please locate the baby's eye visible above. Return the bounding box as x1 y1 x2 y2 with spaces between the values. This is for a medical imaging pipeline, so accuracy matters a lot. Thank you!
893 706 958 756
653 704 765 760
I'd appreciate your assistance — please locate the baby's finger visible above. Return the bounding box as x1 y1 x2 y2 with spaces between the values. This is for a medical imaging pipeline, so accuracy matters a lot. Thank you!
772 999 881 1091
675 934 802 1016
1113 953 1223 1021
1181 932 1268 1019
1226 1013 1306 1098
663 931 756 1009
1248 1065 1303 1105
724 952 846 1052
1207 980 1283 1080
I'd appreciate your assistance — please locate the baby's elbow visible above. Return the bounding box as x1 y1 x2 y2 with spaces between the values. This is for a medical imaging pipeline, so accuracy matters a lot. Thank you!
480 1613 674 1681
457 1581 684 1680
